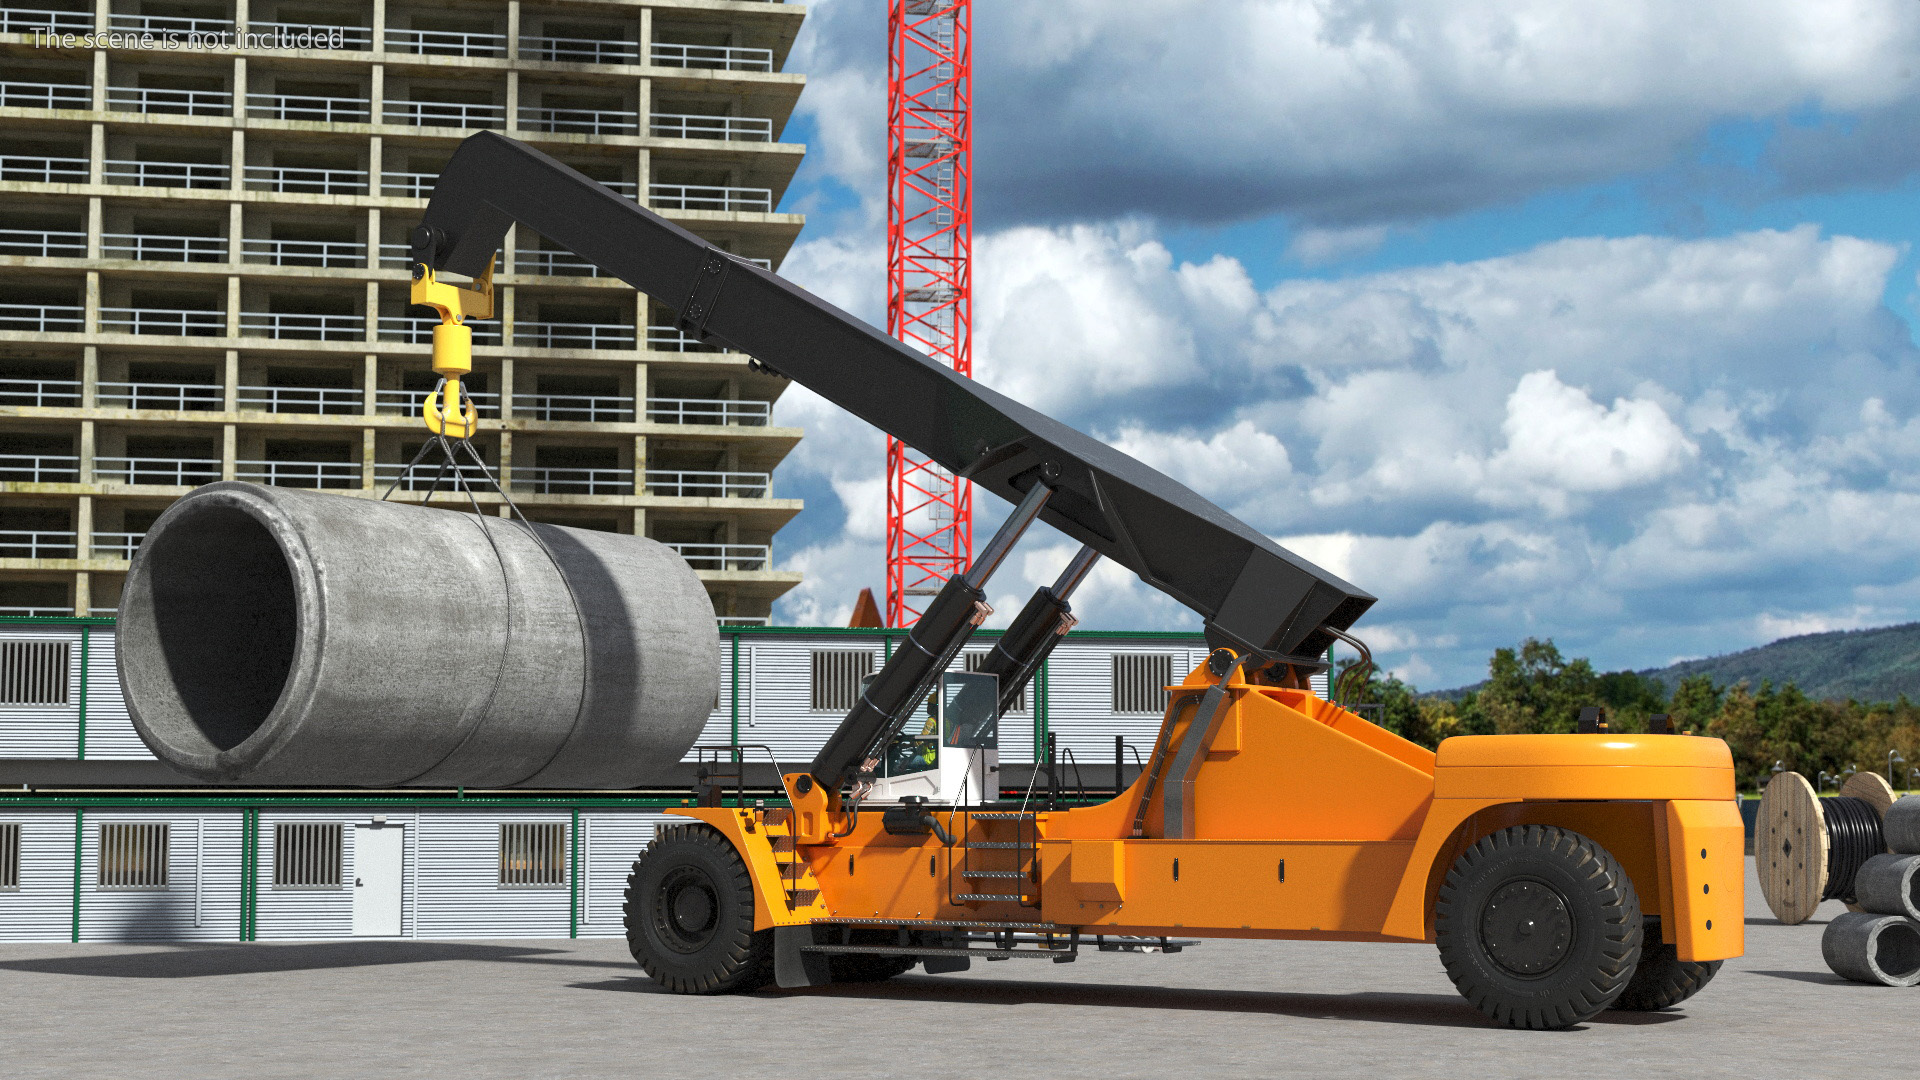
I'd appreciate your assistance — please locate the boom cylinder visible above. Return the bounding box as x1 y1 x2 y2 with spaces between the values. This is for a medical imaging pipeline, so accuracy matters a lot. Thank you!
117 482 719 788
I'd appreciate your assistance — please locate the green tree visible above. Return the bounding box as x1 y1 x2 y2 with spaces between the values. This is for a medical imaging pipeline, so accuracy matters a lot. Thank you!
1478 638 1602 734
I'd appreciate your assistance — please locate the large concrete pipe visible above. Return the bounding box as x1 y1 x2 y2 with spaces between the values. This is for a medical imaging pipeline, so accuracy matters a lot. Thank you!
119 482 719 788
1822 912 1920 986
1885 795 1920 854
1854 854 1920 921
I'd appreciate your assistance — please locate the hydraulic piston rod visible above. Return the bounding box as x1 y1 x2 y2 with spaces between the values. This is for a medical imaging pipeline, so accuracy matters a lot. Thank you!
809 482 1054 791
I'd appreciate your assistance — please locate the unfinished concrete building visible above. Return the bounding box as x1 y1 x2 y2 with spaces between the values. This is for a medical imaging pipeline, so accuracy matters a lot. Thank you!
0 0 807 623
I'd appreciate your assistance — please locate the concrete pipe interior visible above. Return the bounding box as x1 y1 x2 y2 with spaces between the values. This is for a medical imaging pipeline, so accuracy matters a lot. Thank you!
1872 920 1920 983
137 501 298 753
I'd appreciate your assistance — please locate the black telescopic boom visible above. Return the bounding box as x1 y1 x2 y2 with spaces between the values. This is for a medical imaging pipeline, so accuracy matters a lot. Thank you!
413 134 1375 665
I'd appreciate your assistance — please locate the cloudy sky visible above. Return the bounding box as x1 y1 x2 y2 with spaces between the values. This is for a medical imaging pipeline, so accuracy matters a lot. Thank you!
760 0 1920 689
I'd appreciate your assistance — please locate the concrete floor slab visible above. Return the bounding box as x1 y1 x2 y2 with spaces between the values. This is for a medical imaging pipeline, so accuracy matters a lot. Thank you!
0 859 1901 1080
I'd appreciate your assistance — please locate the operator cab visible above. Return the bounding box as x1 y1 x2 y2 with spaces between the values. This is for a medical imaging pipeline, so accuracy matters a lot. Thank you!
861 671 999 804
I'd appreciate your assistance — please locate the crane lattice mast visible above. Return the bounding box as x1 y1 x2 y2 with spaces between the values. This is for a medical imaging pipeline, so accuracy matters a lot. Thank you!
885 0 973 627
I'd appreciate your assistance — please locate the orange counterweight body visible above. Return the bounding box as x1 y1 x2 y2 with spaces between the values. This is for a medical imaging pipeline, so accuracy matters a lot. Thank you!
671 661 1744 963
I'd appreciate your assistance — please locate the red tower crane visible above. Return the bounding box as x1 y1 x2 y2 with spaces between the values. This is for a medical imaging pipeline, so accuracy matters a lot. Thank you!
884 0 973 627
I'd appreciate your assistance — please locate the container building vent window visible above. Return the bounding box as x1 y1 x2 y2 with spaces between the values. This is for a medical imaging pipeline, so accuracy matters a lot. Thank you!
99 822 169 889
499 822 566 887
964 651 1026 712
1111 654 1174 715
0 640 70 705
0 823 18 890
273 823 343 889
810 649 873 712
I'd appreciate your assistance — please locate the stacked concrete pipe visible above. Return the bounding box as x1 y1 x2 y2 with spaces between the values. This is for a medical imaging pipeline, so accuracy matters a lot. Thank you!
1824 795 1920 986
118 482 719 788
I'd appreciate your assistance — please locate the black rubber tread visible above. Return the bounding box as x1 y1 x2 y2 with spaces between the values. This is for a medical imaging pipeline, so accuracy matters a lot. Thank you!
1435 825 1643 1030
1611 939 1722 1011
623 824 774 994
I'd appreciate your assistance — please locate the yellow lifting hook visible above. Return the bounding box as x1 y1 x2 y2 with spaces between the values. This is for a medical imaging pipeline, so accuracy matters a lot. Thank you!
409 255 496 438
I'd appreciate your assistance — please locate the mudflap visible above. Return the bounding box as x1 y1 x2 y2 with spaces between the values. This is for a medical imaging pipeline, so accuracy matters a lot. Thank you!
774 925 831 988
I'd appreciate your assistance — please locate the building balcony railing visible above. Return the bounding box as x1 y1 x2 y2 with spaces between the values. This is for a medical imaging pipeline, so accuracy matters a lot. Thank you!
515 320 634 350
650 184 774 213
103 158 230 189
236 384 362 414
646 325 724 353
647 397 771 426
0 228 85 257
102 232 227 262
650 42 775 72
243 164 368 195
93 456 220 486
0 154 88 183
372 388 497 415
0 453 79 482
0 8 92 34
0 605 73 616
106 85 232 117
515 392 633 423
378 316 500 345
0 80 90 109
518 106 638 136
514 466 632 495
0 378 81 407
246 21 373 49
381 171 435 199
243 238 366 267
110 12 225 35
235 459 360 488
98 306 224 336
717 615 772 626
650 112 773 142
372 461 496 491
385 27 505 57
238 312 366 341
246 92 370 123
666 542 771 571
0 529 76 559
91 531 144 560
513 248 603 277
385 99 506 128
97 381 222 411
646 469 772 499
0 303 83 332
520 35 640 64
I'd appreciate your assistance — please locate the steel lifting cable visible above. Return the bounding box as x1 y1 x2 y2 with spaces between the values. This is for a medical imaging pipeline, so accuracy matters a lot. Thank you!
1821 796 1885 904
378 389 589 785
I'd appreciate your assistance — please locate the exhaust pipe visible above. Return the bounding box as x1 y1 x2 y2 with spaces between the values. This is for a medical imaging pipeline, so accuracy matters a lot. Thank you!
118 482 719 788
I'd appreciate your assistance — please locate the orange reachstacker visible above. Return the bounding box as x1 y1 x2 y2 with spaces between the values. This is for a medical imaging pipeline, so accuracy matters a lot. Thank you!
410 131 1748 1030
662 661 1744 1030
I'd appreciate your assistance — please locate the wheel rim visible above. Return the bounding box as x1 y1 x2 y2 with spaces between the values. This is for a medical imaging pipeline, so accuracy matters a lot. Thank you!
654 865 721 953
1479 879 1573 977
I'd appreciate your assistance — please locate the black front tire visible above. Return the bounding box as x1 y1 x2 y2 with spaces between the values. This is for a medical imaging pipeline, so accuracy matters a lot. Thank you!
1611 934 1721 1011
624 824 773 994
1435 825 1643 1029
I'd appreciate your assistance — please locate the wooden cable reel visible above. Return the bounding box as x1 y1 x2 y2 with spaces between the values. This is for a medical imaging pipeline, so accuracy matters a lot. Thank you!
1756 771 1896 924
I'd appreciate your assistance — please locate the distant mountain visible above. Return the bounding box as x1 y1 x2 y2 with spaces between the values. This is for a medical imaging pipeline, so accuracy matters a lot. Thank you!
1428 622 1920 703
1640 622 1920 703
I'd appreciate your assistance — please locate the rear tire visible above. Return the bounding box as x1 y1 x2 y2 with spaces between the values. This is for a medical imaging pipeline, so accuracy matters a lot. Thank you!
1611 933 1721 1011
624 824 773 994
1435 825 1643 1029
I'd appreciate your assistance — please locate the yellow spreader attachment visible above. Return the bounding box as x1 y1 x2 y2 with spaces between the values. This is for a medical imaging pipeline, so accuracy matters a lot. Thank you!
409 255 495 438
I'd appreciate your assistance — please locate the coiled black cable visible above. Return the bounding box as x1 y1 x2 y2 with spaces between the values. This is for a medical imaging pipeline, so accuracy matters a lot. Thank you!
1821 796 1885 903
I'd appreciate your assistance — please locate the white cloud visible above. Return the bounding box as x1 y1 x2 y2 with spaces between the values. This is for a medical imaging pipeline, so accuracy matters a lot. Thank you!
774 221 1920 687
